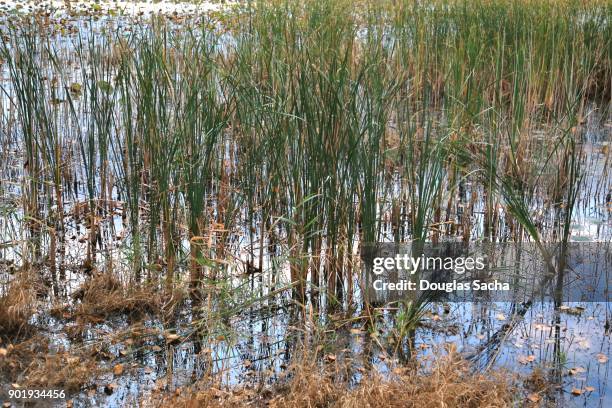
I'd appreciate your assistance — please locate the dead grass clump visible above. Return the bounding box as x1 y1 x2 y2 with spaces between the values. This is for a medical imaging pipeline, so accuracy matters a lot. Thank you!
21 348 99 393
1 337 99 395
269 354 341 407
338 357 511 408
0 335 49 382
153 348 512 408
74 273 162 320
145 382 259 408
524 367 548 393
0 272 38 338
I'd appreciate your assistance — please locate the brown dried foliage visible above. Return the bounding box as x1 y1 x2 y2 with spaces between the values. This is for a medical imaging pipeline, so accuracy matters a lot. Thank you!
0 272 38 337
74 273 162 320
153 349 512 408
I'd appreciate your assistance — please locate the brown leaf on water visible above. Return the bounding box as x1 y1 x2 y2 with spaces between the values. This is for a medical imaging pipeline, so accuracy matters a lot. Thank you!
518 355 536 364
113 363 124 376
104 383 117 395
527 393 541 403
585 386 595 392
496 313 506 321
569 366 586 375
571 388 583 396
596 353 608 363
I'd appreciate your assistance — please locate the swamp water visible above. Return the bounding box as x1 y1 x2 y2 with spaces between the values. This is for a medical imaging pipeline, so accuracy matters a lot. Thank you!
0 1 610 407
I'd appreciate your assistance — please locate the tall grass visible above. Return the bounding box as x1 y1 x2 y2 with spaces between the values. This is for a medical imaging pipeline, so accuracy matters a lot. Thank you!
0 0 609 313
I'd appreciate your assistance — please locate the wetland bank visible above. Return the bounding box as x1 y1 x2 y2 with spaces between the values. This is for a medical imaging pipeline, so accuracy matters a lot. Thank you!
0 0 610 406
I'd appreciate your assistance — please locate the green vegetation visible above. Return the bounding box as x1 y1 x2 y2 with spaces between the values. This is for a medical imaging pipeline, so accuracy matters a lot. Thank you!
0 0 609 403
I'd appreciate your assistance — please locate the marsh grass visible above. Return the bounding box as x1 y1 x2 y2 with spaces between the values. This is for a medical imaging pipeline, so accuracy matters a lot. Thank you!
0 272 38 337
0 0 609 349
153 343 512 407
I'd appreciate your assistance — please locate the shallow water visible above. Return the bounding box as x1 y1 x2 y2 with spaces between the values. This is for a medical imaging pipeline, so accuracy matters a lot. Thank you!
0 3 610 408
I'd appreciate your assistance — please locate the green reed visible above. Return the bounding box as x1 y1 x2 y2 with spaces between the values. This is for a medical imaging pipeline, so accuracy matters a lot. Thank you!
0 0 608 315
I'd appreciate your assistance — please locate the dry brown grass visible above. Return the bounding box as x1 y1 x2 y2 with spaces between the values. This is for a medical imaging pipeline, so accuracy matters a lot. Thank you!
0 272 38 337
151 348 512 408
21 348 100 393
0 335 49 381
0 335 99 393
74 273 163 320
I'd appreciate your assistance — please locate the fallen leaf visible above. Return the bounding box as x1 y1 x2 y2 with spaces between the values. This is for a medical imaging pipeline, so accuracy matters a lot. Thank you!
596 353 608 363
496 313 506 321
0 348 7 357
113 363 124 376
324 354 336 362
571 388 583 396
527 393 541 403
518 355 536 364
569 366 586 375
585 386 595 392
104 383 117 395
